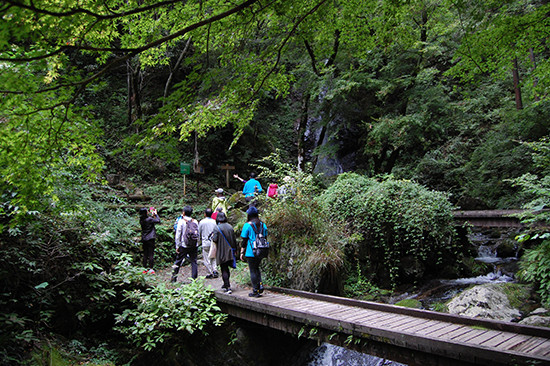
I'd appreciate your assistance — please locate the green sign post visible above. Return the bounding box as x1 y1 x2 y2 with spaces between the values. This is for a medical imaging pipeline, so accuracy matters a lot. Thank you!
180 163 191 195
180 163 191 175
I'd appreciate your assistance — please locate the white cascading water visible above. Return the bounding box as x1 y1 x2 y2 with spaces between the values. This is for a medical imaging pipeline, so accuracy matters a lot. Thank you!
305 343 406 366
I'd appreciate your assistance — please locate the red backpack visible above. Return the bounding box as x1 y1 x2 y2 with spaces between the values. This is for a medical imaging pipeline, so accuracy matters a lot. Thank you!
267 183 278 198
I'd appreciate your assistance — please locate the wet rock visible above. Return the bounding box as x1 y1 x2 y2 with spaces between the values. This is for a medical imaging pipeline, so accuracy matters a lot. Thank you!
446 283 521 321
519 315 550 327
530 307 550 316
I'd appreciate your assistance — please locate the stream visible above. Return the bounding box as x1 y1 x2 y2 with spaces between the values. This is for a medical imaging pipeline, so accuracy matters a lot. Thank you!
298 228 521 365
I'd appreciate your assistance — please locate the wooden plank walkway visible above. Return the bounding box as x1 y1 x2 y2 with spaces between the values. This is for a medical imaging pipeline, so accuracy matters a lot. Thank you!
215 287 550 366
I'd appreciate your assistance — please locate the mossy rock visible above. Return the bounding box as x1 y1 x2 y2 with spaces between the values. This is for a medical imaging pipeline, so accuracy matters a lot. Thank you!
497 283 532 311
395 299 423 309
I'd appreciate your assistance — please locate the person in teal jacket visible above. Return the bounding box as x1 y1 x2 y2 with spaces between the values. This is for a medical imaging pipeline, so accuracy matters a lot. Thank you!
234 172 263 202
240 206 267 297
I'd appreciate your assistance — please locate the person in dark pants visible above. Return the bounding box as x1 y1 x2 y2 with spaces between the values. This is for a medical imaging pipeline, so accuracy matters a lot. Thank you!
171 206 199 282
240 206 267 297
212 212 237 294
139 207 160 273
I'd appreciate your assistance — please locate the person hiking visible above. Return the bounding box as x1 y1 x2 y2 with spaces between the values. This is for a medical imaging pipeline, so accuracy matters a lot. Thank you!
240 206 267 297
211 206 223 221
139 207 160 274
211 188 228 214
171 206 199 282
198 208 219 279
212 212 237 294
235 172 263 202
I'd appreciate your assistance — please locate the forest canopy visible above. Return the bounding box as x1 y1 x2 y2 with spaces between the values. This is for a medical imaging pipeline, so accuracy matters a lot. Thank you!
1 0 550 219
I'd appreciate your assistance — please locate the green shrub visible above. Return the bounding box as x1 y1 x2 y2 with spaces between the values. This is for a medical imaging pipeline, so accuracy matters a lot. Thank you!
114 280 227 352
512 137 550 307
319 173 462 288
518 237 550 307
260 195 350 294
343 263 385 300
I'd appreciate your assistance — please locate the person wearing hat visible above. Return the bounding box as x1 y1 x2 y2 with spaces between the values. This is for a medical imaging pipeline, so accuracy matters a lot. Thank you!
240 206 268 297
211 188 228 215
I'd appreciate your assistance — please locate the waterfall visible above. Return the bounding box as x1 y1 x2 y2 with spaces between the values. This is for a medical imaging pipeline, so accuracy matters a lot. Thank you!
304 343 406 366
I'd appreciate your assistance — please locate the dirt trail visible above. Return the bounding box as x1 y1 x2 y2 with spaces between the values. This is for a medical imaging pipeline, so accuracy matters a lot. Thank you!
155 256 248 293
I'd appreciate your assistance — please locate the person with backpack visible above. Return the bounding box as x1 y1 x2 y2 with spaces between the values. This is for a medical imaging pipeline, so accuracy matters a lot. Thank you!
240 206 268 297
266 181 278 198
211 212 237 294
139 207 160 274
171 206 199 282
198 208 219 279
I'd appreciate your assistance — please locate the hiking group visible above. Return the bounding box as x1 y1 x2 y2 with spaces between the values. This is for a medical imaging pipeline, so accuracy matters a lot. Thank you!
140 172 271 298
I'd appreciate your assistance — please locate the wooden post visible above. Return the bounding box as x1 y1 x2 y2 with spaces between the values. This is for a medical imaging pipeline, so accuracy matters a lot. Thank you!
220 164 235 188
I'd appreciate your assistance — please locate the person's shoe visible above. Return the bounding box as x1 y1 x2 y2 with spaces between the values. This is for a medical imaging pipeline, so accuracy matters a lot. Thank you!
213 271 219 278
148 269 155 274
226 288 232 294
259 283 264 294
248 291 261 298
170 276 177 283
205 274 214 279
142 270 148 274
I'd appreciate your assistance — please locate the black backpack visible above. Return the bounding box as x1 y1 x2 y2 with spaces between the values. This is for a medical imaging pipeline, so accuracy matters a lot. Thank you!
184 219 199 247
250 221 269 258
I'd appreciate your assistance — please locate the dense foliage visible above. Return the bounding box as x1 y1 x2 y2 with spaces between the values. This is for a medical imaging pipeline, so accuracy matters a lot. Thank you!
0 177 223 364
1 0 550 363
318 173 467 288
515 137 550 306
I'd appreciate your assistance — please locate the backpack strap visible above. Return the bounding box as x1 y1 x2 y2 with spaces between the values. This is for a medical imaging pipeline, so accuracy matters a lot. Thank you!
252 221 265 238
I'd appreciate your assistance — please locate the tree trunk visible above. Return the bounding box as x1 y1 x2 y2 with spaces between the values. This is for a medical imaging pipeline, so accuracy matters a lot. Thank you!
512 58 523 110
127 61 133 127
164 37 192 105
296 94 309 172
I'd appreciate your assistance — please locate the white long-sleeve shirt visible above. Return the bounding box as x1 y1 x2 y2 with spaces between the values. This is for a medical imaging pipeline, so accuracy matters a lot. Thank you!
198 217 217 248
175 216 198 249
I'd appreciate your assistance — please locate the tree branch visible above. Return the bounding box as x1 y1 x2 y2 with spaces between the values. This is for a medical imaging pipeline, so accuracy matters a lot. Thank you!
249 0 330 102
4 0 184 20
303 39 320 76
1 0 263 95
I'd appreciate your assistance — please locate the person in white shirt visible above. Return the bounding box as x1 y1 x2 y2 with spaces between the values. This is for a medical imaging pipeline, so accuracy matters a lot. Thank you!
171 206 199 283
198 208 218 279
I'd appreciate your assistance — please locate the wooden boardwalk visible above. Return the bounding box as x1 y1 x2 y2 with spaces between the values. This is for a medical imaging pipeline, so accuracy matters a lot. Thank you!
215 287 550 366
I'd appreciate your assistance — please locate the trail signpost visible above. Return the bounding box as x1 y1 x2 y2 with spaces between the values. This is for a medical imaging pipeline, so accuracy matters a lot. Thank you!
180 163 191 195
221 164 235 187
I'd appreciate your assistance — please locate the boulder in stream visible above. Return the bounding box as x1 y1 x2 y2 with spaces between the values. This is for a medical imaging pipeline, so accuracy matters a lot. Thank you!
446 283 521 321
